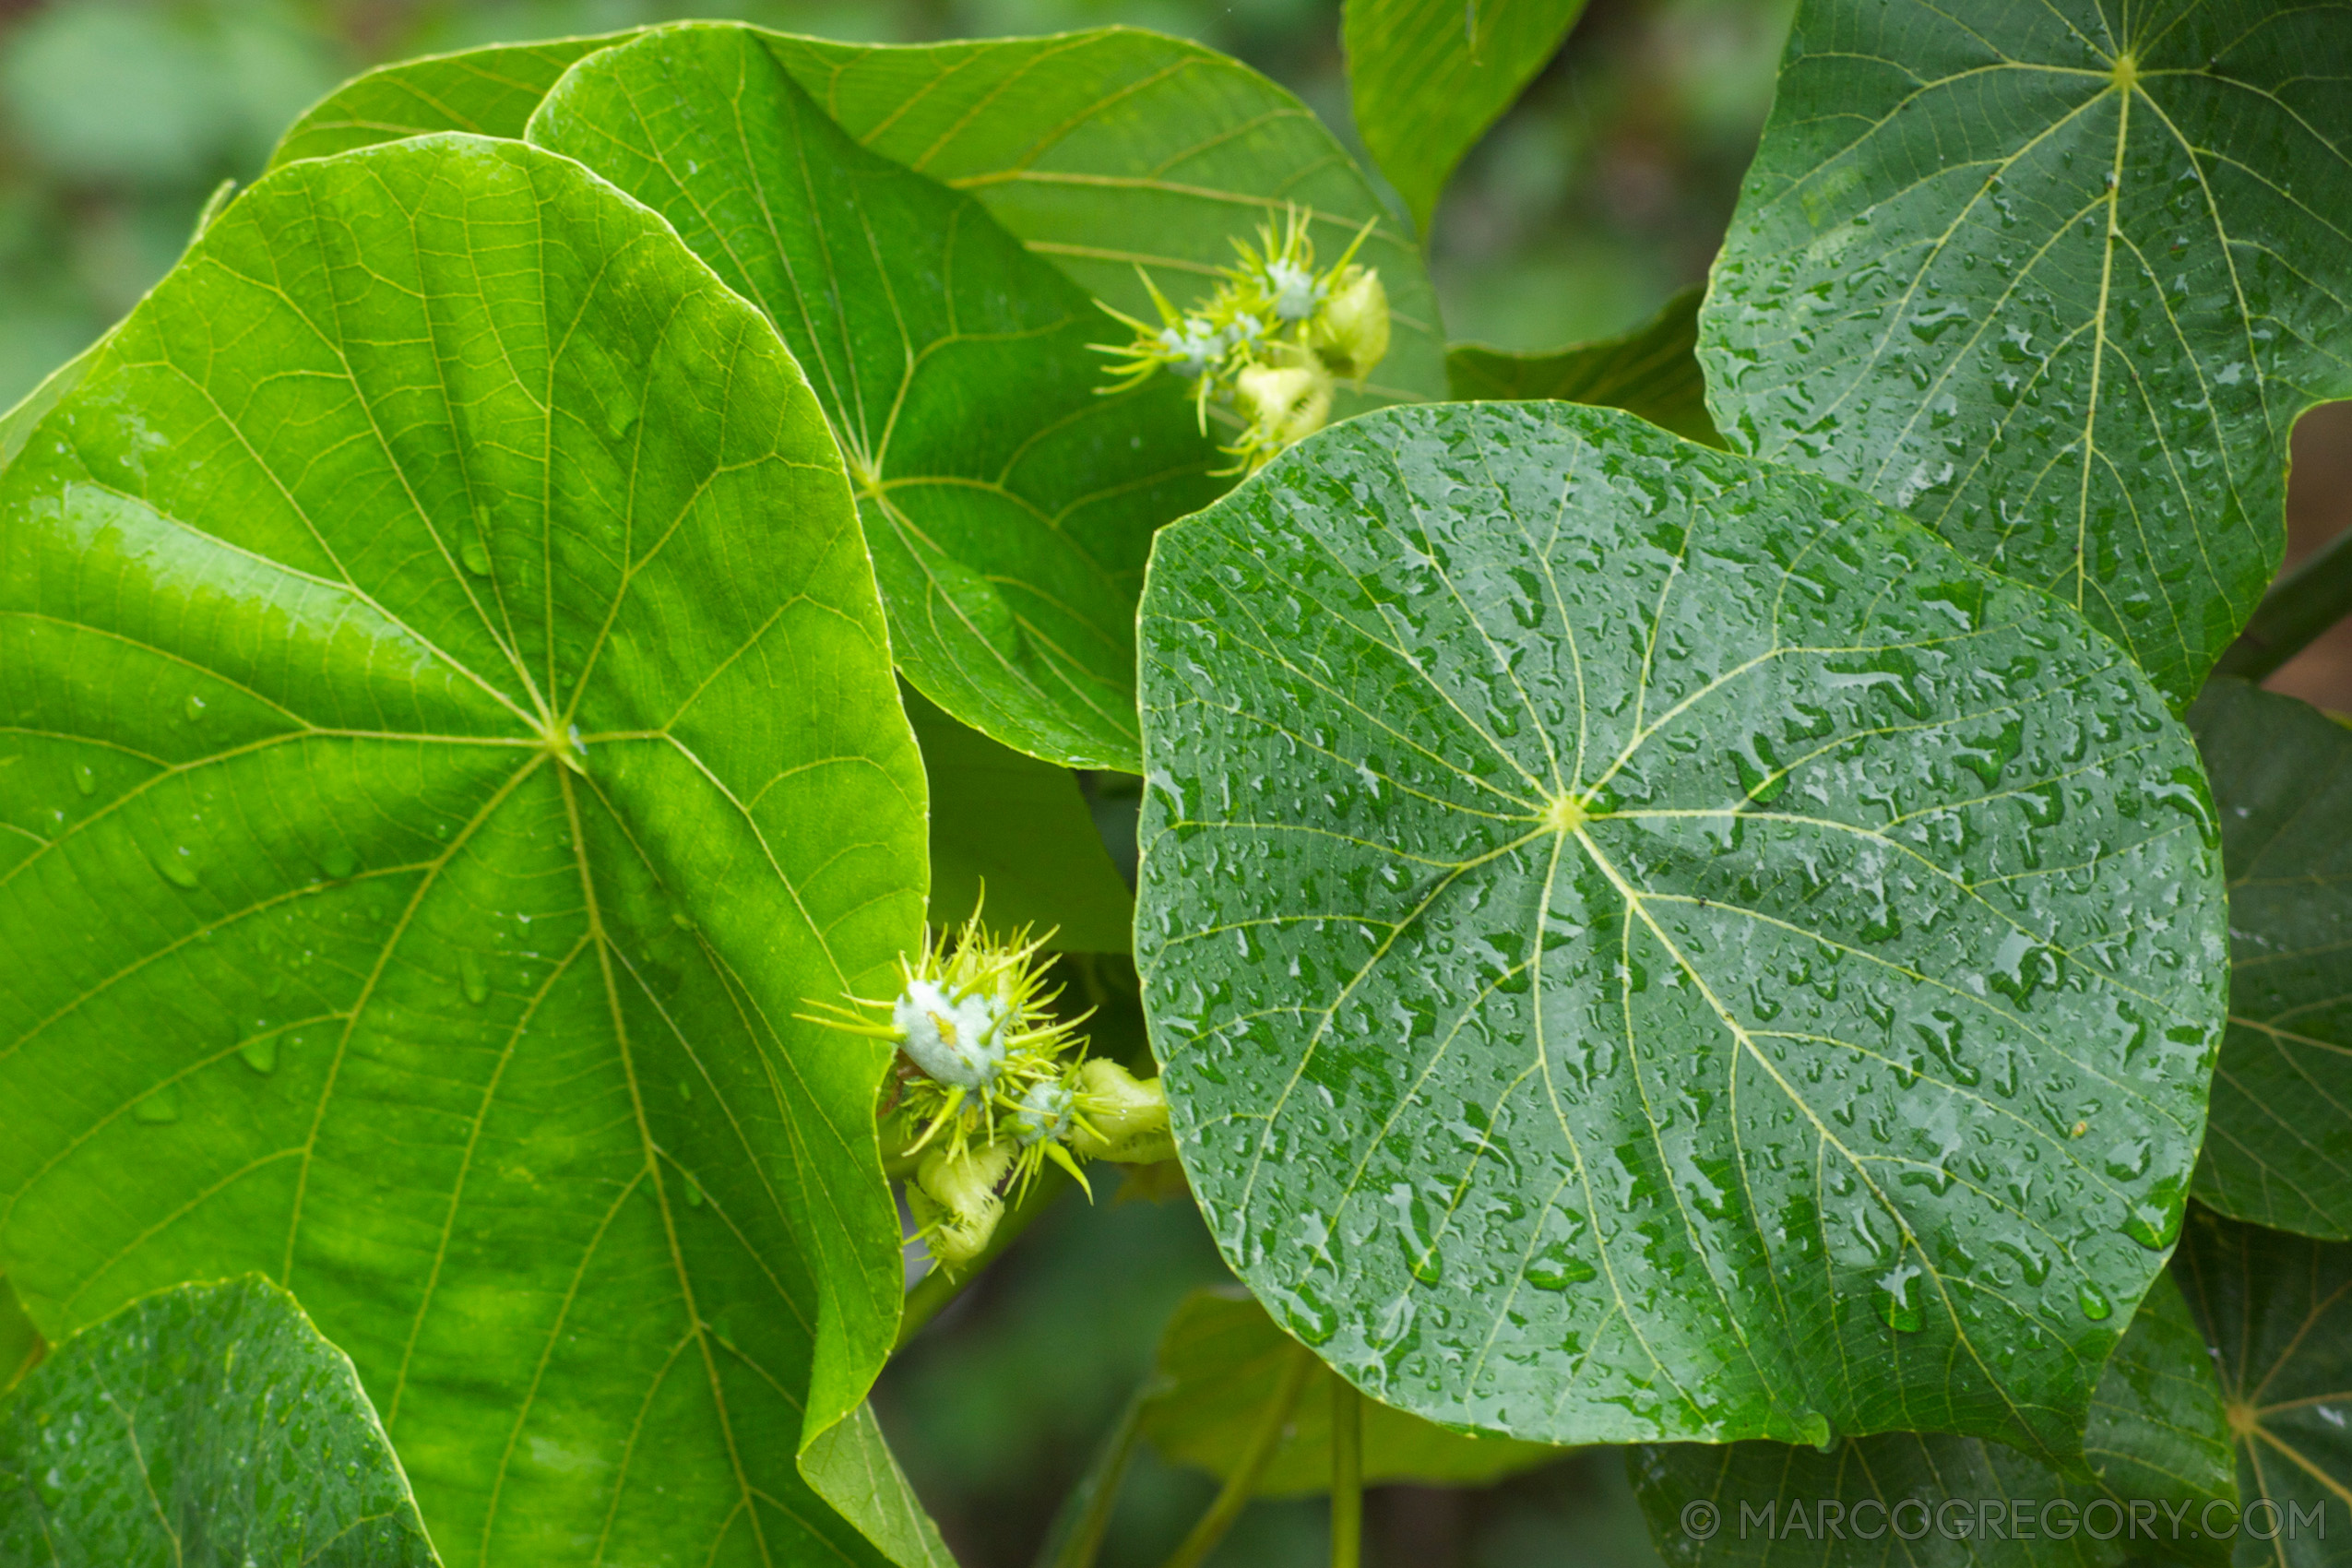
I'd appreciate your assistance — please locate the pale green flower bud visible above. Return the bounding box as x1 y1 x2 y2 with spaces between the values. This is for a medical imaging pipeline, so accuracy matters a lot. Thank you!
1235 358 1334 454
1311 266 1390 381
1068 1060 1176 1165
911 1137 1018 1267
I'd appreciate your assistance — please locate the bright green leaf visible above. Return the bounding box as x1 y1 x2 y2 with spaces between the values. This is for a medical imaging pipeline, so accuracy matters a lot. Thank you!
2173 1206 2352 1565
1630 1271 2236 1568
800 1402 958 1568
0 136 925 1565
904 685 1133 953
528 24 1221 771
265 29 1451 414
0 1277 438 1566
2186 680 2352 1240
0 1277 36 1393
1448 287 1722 446
1344 0 1588 232
0 336 100 474
1143 1286 1561 1495
267 32 640 168
1702 1 2352 706
1135 400 2226 1457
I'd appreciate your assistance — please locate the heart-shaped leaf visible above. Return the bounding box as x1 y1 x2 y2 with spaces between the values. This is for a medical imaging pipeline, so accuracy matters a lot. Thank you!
2173 1207 2352 1565
1144 1286 1561 1495
0 1277 438 1566
528 23 1221 770
267 28 1450 413
1135 400 2227 1457
1702 0 2352 705
1344 0 1588 232
1630 1272 2236 1568
2186 679 2352 1240
0 136 924 1564
1448 287 1723 447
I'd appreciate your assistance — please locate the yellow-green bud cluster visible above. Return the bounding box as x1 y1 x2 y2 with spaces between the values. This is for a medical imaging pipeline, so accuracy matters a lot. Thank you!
1094 206 1392 473
803 909 1175 1270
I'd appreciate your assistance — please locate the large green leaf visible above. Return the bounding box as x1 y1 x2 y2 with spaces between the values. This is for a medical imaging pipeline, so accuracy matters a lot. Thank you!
1142 1286 1561 1495
1134 400 2227 1458
905 685 1134 953
268 33 640 168
527 24 1221 772
265 29 1450 411
1344 0 1588 232
0 1276 439 1565
1630 1273 2236 1568
2186 680 2352 1240
1701 1 2352 706
0 1277 36 1392
0 136 925 1564
1448 286 1723 446
2173 1207 2352 1567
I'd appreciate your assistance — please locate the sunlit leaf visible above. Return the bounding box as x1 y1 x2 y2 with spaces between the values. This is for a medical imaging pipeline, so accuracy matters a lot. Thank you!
0 1277 438 1566
1143 1286 1560 1495
1344 0 1588 232
1631 1272 2235 1568
267 33 640 168
1449 287 1722 446
528 23 1220 771
1702 1 2352 705
905 685 1134 954
2173 1207 2352 1567
0 1277 36 1393
0 135 925 1565
2185 679 2352 1240
1135 400 2226 1457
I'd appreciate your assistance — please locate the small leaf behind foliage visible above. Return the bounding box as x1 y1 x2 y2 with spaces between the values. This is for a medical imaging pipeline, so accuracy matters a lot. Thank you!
1703 1 2352 706
1630 1273 2236 1568
1144 1286 1561 1495
0 135 923 1566
0 1276 439 1566
2173 1208 2352 1568
530 23 1222 770
1135 400 2226 1458
1448 287 1722 446
268 33 640 167
1344 0 1589 233
2186 680 2352 1240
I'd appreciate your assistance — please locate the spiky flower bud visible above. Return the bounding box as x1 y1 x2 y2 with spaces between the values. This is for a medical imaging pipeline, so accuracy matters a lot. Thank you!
1311 266 1390 382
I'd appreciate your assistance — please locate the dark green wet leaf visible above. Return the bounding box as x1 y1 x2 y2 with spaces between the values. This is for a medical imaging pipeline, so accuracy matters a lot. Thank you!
1630 1272 2235 1568
1344 0 1588 232
0 136 925 1565
905 685 1133 954
528 24 1221 771
2185 680 2352 1240
264 28 1450 414
0 1276 438 1567
267 33 639 168
1142 1285 1561 1496
1448 287 1723 446
1702 1 2352 706
2174 1207 2352 1568
1135 400 2227 1457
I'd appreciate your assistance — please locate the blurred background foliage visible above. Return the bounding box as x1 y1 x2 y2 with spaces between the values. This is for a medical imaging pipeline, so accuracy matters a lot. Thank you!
9 3 2335 1565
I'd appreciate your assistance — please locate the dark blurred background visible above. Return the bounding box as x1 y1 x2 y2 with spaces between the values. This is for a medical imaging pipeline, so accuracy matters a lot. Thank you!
0 2 2342 1563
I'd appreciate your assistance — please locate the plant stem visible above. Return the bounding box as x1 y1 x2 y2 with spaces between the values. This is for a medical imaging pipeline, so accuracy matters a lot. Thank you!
894 1164 1071 1351
2214 528 2352 682
1037 1386 1152 1568
1329 1375 1363 1568
1156 1343 1315 1568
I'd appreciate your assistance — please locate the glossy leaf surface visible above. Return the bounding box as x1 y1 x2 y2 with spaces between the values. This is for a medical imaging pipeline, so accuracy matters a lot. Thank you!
1344 0 1587 232
265 28 1450 412
529 24 1220 770
2187 680 2352 1240
1630 1273 2235 1568
0 136 924 1565
2174 1208 2352 1567
1135 401 2226 1456
1143 1286 1560 1496
0 1277 438 1566
1703 1 2352 705
1449 287 1722 446
905 686 1134 953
